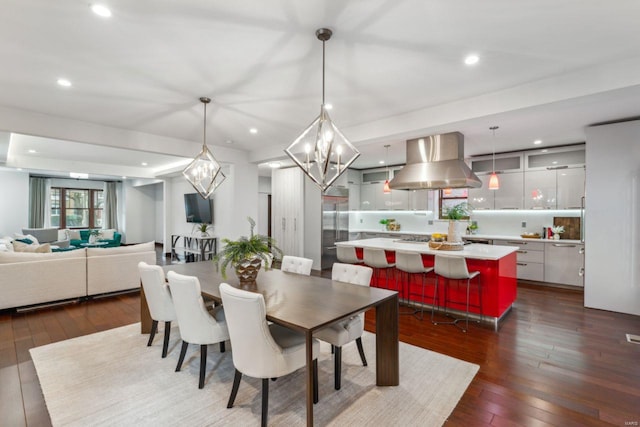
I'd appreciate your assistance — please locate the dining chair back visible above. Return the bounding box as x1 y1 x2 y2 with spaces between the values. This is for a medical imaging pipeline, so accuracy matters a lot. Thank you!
314 262 373 390
167 271 230 388
280 255 313 275
138 262 176 358
220 282 319 426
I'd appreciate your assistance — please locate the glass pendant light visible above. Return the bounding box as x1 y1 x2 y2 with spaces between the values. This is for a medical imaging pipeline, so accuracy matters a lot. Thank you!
489 126 500 190
383 144 391 193
285 28 360 192
182 97 225 199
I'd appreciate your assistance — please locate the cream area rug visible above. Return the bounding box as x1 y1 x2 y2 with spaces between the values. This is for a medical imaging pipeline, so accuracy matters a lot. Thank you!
30 323 478 426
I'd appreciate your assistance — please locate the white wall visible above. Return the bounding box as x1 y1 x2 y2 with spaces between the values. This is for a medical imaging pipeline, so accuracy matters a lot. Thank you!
154 183 164 243
122 181 157 244
584 120 640 316
0 169 29 236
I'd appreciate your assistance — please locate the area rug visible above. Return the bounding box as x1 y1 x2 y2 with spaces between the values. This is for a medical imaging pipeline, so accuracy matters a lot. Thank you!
31 324 478 426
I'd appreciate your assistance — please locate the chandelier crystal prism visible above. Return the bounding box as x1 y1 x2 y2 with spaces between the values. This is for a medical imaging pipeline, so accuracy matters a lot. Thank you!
285 28 360 192
183 97 225 199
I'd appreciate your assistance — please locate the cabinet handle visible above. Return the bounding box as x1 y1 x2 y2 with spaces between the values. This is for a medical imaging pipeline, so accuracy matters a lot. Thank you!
508 241 525 245
552 243 576 247
579 267 585 277
546 165 569 170
500 207 518 210
517 250 528 254
517 262 528 266
566 206 581 209
579 247 585 254
294 218 297 232
282 218 286 231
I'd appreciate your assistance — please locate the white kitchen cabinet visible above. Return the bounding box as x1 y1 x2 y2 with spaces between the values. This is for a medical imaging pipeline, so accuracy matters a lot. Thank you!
348 183 360 211
467 175 494 210
544 242 584 287
556 167 585 209
524 169 557 209
408 189 430 210
494 239 545 281
494 172 524 209
271 167 304 256
360 183 376 210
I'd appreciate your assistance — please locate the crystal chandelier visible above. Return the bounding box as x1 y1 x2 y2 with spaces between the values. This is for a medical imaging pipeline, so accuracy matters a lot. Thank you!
285 28 360 192
182 97 225 199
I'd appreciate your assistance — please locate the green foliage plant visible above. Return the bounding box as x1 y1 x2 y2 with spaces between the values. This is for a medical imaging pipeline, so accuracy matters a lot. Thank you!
213 217 283 279
445 202 472 220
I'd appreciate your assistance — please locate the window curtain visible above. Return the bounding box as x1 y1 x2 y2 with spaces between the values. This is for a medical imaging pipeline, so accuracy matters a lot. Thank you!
104 181 118 230
28 177 47 228
43 178 52 227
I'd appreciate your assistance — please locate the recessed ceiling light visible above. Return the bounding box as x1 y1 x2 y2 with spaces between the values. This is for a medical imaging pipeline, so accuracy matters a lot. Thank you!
552 161 558 164
379 160 385 165
28 149 36 153
464 54 479 65
225 140 233 144
533 140 542 145
249 128 258 134
57 78 72 87
324 103 333 110
141 162 148 166
17 168 23 171
121 176 127 179
541 149 548 153
91 4 112 17
69 172 89 179
269 162 281 169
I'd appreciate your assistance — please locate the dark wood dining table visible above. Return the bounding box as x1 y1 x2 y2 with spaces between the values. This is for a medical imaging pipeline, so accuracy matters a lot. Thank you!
139 261 399 427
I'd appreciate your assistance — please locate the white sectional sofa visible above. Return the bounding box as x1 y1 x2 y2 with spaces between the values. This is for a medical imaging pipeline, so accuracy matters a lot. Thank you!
0 242 156 310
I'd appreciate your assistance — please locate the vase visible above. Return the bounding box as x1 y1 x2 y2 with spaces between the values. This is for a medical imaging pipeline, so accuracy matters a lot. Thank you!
447 220 466 243
88 234 97 244
234 257 262 286
553 234 560 240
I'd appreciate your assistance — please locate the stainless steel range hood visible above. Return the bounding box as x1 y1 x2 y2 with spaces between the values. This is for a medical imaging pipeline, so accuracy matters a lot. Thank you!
389 132 481 190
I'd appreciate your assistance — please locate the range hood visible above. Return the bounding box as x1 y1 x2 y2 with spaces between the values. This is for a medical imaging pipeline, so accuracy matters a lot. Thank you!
389 132 482 190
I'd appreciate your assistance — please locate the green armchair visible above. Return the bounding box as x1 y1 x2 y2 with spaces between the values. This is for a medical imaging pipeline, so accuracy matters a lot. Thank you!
70 230 122 248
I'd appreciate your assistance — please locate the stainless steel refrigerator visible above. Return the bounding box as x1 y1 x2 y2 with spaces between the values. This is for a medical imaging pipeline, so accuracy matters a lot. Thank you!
321 187 349 270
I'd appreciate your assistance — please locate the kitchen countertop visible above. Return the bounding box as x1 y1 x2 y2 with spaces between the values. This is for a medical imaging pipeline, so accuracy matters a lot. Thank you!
336 238 518 261
349 229 583 244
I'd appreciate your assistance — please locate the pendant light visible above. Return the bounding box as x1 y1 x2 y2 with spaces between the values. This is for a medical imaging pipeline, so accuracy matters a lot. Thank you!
383 144 391 193
182 97 225 199
285 28 360 192
488 126 500 190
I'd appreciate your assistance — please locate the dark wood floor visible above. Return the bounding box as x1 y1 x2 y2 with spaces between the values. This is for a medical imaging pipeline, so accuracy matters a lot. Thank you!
1 255 639 425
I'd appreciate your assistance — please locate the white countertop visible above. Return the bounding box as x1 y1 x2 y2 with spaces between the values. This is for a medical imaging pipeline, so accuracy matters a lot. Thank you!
336 238 518 261
349 230 583 244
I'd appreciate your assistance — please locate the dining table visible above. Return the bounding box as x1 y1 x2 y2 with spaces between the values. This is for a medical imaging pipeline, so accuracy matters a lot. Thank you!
139 261 399 427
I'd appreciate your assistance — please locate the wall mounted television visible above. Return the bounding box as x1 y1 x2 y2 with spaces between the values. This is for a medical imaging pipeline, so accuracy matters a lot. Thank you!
184 193 213 224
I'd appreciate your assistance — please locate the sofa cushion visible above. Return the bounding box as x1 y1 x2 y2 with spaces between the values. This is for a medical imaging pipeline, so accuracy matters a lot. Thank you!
14 233 40 245
13 241 52 253
0 237 14 252
68 230 81 240
0 248 85 264
100 229 116 240
86 241 154 257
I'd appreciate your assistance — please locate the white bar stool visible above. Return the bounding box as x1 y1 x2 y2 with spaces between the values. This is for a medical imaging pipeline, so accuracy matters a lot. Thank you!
363 248 396 290
431 254 482 332
395 251 434 320
336 246 361 264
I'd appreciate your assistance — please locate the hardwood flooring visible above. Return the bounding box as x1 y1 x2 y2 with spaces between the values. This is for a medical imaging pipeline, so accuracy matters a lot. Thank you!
1 266 639 425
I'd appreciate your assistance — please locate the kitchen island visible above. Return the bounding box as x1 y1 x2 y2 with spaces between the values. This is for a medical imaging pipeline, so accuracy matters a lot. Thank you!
336 238 519 330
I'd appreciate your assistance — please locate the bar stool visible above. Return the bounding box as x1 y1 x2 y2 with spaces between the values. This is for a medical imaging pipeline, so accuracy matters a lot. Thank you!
336 246 361 264
395 251 434 320
363 248 396 290
431 254 482 332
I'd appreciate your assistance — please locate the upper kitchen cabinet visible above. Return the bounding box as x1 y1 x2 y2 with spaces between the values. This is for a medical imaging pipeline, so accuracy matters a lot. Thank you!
408 189 432 211
360 167 408 210
468 153 523 209
524 145 585 209
347 169 361 211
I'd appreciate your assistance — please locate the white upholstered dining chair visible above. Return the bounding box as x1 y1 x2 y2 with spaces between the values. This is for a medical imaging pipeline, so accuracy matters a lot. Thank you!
219 282 319 427
280 255 313 275
167 271 230 389
138 262 176 358
315 262 373 390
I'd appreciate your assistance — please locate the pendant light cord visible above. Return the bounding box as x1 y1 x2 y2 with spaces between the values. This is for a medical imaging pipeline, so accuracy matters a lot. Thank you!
203 102 207 149
322 39 326 106
490 126 499 172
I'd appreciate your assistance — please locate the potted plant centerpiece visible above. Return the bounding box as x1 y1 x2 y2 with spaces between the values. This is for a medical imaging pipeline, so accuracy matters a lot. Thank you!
193 223 212 237
88 229 101 244
213 217 283 286
445 202 472 243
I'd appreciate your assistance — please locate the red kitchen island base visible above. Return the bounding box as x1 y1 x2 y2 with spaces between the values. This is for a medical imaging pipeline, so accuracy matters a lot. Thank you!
351 242 518 331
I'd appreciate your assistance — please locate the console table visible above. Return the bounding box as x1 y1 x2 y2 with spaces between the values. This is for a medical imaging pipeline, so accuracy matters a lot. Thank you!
170 235 217 263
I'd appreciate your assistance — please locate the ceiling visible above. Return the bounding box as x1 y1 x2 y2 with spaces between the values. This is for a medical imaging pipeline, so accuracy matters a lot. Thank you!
1 1 640 179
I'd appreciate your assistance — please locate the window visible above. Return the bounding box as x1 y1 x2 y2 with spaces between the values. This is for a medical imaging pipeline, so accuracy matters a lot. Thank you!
51 187 104 229
439 188 469 219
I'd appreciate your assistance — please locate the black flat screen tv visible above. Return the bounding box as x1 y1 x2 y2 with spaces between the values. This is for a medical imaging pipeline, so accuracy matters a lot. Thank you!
184 193 213 224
